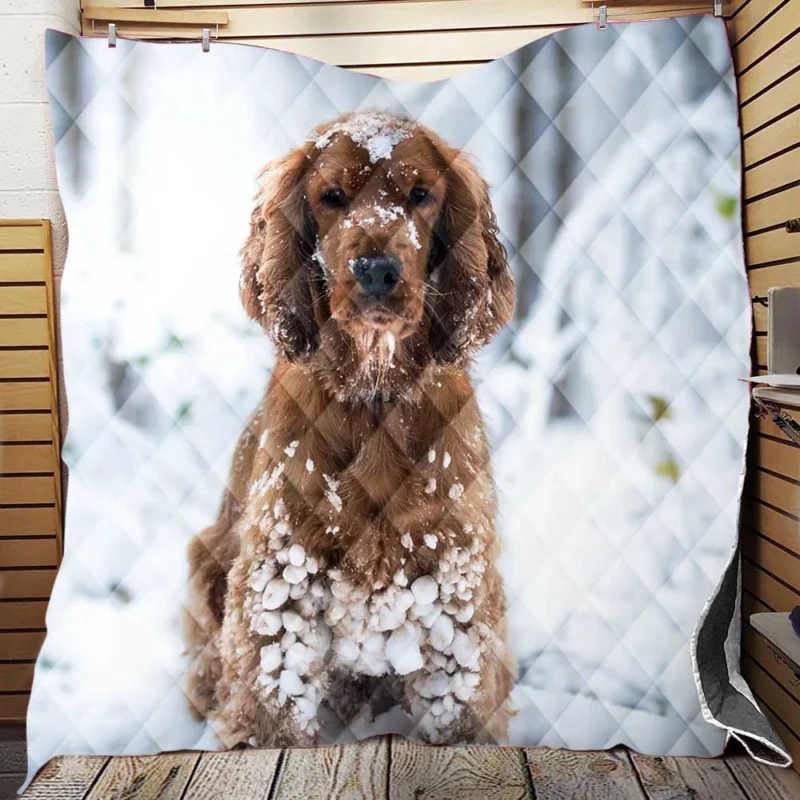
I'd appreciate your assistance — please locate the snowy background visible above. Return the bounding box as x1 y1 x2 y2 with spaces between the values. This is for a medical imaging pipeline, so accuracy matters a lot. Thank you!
29 16 749 769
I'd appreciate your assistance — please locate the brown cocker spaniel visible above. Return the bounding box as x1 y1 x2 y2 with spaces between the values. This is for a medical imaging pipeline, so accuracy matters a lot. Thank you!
184 111 516 747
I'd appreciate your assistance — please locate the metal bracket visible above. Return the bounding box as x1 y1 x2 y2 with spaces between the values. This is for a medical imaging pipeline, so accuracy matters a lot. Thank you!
202 28 211 52
598 5 608 31
714 0 723 17
107 22 117 48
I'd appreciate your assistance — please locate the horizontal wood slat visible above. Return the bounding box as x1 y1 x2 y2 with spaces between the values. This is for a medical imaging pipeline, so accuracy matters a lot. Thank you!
0 351 50 379
0 476 58 505
0 414 53 443
0 286 47 315
0 539 59 568
0 569 57 600
0 224 45 251
743 106 800 169
733 1 800 74
752 436 800 483
0 663 35 692
738 32 800 105
742 560 800 612
762 704 800 766
0 383 52 413
746 186 800 237
744 657 800 744
743 625 800 707
747 468 800 518
729 0 786 46
0 444 56 474
727 0 756 16
83 7 229 24
0 693 29 723
0 253 47 283
0 600 48 629
744 498 800 555
740 70 800 142
0 631 46 660
0 507 58 537
745 226 800 267
748 261 800 295
0 318 50 348
743 589 772 617
742 530 800 591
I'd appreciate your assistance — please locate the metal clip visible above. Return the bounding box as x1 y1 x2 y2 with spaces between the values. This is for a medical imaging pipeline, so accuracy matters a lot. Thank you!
598 5 608 31
714 0 723 17
107 22 117 48
202 28 211 53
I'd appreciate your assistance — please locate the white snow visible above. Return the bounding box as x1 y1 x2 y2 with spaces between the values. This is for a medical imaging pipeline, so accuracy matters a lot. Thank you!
279 669 305 696
283 564 307 584
262 578 290 610
323 474 343 513
408 219 421 250
260 643 282 673
250 562 276 592
284 642 314 675
448 483 464 500
254 610 282 636
424 478 437 495
410 575 438 606
442 452 452 469
288 544 306 566
423 533 438 550
284 441 299 458
386 623 424 675
429 614 455 652
313 112 414 164
306 459 315 473
452 631 480 668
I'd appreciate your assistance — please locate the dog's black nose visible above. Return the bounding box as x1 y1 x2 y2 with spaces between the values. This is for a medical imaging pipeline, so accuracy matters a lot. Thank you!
351 255 402 296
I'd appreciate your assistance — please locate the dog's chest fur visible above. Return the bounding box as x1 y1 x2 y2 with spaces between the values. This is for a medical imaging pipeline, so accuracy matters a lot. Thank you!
229 363 498 735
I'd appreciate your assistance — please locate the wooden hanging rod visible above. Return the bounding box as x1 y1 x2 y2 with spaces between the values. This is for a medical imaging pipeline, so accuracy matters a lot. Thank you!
83 8 228 26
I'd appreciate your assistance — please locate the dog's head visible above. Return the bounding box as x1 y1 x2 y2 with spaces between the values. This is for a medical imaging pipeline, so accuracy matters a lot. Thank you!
240 111 514 395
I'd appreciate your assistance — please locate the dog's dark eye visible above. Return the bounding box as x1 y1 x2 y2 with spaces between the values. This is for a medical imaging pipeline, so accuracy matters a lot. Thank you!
321 188 348 209
409 186 430 207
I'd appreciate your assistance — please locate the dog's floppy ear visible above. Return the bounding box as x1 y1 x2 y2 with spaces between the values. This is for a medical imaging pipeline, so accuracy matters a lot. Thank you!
429 151 515 364
240 146 319 362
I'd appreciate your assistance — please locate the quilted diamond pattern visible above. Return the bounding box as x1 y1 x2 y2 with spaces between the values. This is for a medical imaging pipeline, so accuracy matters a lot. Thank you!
28 16 761 774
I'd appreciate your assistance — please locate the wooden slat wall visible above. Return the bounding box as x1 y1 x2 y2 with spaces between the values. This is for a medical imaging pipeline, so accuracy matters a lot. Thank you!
728 0 800 770
0 220 62 723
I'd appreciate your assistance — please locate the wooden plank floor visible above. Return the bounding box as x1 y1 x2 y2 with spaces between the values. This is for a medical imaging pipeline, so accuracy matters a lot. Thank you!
16 738 800 799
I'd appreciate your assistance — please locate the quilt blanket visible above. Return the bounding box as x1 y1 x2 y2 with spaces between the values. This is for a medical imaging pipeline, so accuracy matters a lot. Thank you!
27 16 789 780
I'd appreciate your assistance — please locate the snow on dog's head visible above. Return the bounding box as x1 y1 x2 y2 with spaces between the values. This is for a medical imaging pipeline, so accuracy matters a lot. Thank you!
239 110 515 399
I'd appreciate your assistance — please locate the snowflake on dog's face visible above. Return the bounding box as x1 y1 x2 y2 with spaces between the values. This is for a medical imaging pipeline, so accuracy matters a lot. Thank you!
243 491 490 739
